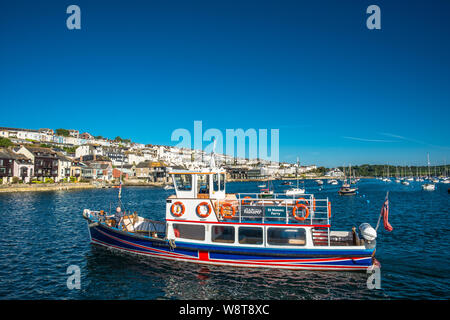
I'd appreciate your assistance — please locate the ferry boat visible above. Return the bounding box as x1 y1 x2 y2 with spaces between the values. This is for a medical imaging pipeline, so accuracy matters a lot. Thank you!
82 165 379 271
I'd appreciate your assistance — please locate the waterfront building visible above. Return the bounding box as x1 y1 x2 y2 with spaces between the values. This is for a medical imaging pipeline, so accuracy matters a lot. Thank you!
135 161 170 182
13 154 34 183
15 146 59 181
55 153 72 182
0 148 15 183
325 168 345 177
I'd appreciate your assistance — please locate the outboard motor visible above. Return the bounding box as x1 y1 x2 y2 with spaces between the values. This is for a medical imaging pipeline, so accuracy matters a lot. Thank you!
359 223 377 241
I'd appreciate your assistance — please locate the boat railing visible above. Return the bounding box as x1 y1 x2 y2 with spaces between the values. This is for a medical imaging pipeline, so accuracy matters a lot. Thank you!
227 193 330 226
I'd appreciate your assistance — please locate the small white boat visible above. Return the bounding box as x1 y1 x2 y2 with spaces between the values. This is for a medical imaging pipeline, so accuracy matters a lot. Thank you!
442 179 450 184
395 179 401 183
328 179 338 185
163 185 174 190
285 187 305 196
422 183 435 191
257 184 266 188
315 179 324 185
401 181 409 186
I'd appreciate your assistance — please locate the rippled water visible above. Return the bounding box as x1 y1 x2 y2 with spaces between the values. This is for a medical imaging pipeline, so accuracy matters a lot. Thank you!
0 179 449 299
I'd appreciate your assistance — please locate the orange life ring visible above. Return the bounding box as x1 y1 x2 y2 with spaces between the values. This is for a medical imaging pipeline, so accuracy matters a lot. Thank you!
220 202 236 219
328 202 331 218
171 201 185 217
196 202 212 218
241 196 252 205
296 197 316 211
292 203 309 221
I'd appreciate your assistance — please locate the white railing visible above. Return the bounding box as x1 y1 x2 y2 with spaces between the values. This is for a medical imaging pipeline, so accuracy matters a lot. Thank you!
232 193 330 225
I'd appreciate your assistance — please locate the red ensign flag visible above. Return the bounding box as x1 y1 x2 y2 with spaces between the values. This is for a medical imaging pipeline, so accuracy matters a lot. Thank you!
381 197 393 232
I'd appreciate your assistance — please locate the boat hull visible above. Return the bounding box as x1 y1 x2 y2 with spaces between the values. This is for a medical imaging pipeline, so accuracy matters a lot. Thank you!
87 223 374 271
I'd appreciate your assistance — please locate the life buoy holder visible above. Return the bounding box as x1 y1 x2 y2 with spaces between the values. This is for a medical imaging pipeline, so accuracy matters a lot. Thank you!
171 201 185 217
292 203 309 221
241 196 252 205
196 202 212 218
296 197 316 211
220 202 236 219
328 202 331 218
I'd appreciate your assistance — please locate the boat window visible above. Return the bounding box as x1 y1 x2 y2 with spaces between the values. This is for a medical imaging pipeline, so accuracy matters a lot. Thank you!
197 174 210 194
238 227 263 245
211 226 235 243
220 173 225 190
173 223 205 241
173 174 192 191
267 227 306 246
212 174 219 192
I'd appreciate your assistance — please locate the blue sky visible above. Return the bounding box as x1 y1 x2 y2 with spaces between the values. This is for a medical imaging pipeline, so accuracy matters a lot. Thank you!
1 0 449 167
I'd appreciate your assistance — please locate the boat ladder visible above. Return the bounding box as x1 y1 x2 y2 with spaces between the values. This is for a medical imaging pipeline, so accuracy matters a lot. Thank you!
312 227 329 246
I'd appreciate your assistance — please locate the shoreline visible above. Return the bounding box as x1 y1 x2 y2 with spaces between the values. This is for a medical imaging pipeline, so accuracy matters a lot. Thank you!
0 177 377 193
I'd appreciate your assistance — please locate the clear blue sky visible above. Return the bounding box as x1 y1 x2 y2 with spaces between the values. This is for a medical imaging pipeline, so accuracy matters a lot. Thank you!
1 0 449 167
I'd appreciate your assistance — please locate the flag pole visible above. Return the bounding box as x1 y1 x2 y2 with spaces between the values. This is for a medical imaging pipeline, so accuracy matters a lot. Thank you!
375 191 389 232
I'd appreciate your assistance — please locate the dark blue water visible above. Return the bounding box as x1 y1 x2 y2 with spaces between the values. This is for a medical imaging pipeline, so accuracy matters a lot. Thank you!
0 180 449 299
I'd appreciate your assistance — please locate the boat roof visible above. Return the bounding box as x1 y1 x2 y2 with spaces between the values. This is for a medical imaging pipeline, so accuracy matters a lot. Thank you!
168 168 226 175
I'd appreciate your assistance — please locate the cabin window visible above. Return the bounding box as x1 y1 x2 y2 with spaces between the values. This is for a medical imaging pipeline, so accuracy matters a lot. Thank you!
197 174 210 194
173 223 205 241
238 227 263 245
220 174 225 190
211 226 235 243
212 174 219 192
173 174 192 191
267 227 306 246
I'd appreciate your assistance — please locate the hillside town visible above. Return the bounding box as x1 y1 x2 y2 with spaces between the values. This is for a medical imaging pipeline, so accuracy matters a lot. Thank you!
0 126 326 186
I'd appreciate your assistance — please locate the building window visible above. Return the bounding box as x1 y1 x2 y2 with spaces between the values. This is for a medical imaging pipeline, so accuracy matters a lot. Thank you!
173 174 192 191
211 226 235 243
267 227 306 246
238 227 263 245
173 223 205 241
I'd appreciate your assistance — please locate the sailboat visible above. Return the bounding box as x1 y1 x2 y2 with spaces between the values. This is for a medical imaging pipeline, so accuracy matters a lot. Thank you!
422 153 435 191
285 158 305 196
338 164 357 195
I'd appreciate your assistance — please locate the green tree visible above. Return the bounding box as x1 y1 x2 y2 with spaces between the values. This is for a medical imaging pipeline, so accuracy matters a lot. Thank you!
0 137 13 148
56 128 70 137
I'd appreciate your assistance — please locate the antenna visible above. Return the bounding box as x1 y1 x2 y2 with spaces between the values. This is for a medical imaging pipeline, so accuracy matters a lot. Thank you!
209 137 217 169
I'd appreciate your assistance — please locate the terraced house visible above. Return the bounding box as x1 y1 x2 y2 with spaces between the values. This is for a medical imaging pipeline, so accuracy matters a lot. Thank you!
0 148 15 183
16 146 59 181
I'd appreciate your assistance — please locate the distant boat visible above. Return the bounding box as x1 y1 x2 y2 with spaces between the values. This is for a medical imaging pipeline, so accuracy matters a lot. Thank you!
422 183 435 191
315 179 324 185
401 181 409 186
281 181 292 186
285 157 305 196
163 185 174 190
257 184 266 188
285 187 305 196
328 179 338 185
338 182 357 195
